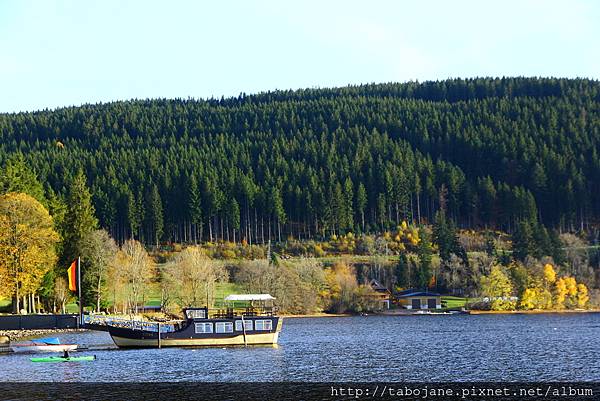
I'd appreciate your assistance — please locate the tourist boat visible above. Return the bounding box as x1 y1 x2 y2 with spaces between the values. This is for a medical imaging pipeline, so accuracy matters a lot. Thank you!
107 294 283 348
10 337 78 353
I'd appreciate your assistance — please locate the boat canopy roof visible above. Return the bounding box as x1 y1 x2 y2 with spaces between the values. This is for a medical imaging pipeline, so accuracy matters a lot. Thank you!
224 294 276 301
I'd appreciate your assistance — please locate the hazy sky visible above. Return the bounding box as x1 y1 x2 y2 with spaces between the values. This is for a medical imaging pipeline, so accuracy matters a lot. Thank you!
1 0 598 113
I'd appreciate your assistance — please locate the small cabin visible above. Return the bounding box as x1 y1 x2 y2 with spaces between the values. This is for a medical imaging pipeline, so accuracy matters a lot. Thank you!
369 279 391 309
394 289 442 310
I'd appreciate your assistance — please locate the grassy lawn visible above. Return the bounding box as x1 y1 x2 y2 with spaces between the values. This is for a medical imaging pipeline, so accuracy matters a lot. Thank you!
442 296 469 309
215 282 242 300
0 298 11 312
143 281 242 307
64 282 245 312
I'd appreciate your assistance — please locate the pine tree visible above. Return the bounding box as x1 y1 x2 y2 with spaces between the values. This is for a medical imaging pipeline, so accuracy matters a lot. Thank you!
549 229 566 266
146 184 163 247
356 183 367 232
271 186 286 242
532 222 551 259
433 211 453 262
332 182 345 233
395 253 410 288
61 171 99 266
416 228 433 289
229 198 240 242
343 177 354 232
187 175 203 243
126 190 140 240
377 193 386 230
512 220 533 262
0 153 46 205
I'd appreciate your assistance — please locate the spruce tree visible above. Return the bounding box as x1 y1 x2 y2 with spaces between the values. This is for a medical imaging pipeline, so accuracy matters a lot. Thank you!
61 170 99 266
356 183 367 232
512 220 533 262
0 153 46 205
416 227 433 289
146 184 163 247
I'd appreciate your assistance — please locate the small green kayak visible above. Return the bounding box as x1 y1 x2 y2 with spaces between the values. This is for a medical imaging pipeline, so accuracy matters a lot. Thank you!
30 356 96 363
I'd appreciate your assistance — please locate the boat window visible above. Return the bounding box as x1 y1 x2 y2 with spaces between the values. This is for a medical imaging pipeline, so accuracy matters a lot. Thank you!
187 309 206 319
215 322 233 333
194 322 213 333
235 320 253 331
255 319 272 331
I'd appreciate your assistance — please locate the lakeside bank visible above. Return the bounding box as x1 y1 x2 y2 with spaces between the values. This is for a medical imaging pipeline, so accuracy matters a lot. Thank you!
0 328 85 342
468 309 600 315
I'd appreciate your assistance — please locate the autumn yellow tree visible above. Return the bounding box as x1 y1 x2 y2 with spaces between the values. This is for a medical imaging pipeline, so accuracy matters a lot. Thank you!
554 277 568 309
554 276 583 309
576 283 589 308
520 287 552 310
0 193 59 313
480 265 516 310
325 262 358 313
543 263 556 286
323 261 377 313
520 263 555 310
564 277 578 305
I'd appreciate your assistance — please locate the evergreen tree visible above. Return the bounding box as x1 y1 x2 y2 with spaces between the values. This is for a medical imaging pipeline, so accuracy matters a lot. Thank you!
433 211 453 263
126 190 140 240
416 228 433 289
61 171 99 266
356 182 367 232
229 198 241 242
548 229 566 266
395 253 410 288
532 222 551 259
146 184 163 247
187 175 203 242
377 193 386 230
343 177 354 231
0 153 46 205
512 220 533 262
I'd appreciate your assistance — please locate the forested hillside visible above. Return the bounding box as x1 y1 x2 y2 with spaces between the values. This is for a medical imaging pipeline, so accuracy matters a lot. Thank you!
1 77 599 246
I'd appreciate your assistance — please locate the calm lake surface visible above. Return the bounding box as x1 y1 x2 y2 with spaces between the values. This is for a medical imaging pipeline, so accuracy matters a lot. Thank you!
2 314 599 382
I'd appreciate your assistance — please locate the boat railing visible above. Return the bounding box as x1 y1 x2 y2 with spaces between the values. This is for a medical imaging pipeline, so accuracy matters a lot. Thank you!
85 315 178 332
208 306 276 319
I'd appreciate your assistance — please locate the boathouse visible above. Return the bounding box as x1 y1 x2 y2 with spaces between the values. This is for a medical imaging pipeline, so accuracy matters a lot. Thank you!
394 289 442 310
369 279 391 309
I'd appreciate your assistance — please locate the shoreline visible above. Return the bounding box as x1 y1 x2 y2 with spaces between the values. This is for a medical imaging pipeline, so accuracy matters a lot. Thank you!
0 328 86 342
468 309 600 315
280 312 352 318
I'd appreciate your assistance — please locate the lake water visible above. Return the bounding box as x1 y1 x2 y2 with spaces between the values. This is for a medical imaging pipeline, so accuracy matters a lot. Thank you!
2 314 599 382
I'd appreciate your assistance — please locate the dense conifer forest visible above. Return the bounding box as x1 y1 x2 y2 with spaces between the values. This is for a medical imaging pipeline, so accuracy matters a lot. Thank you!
1 77 599 246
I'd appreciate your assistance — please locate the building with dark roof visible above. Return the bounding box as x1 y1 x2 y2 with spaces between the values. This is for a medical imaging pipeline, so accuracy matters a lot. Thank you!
368 279 391 309
394 289 442 310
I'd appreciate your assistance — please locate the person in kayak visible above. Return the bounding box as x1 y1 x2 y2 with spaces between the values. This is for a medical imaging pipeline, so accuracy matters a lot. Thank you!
63 350 70 358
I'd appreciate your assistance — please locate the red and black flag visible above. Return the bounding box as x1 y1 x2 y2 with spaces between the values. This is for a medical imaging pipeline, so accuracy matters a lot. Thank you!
67 260 78 292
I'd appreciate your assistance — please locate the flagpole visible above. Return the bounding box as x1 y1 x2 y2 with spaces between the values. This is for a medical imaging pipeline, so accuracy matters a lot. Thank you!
77 256 83 328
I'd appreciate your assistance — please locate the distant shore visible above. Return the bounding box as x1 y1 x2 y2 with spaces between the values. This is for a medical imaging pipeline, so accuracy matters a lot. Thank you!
468 309 600 315
281 312 352 318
